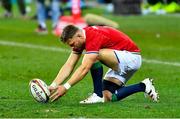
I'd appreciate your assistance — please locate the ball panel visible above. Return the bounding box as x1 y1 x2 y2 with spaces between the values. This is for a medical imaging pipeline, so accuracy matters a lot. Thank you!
29 79 49 103
37 79 50 96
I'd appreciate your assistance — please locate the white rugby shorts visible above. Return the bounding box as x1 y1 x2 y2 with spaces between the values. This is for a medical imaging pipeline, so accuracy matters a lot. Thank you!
104 50 142 84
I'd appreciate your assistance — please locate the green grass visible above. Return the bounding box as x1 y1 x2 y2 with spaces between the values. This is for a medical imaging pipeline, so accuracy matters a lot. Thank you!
0 6 180 118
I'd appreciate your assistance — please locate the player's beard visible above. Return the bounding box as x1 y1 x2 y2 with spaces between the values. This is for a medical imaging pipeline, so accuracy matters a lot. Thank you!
76 42 84 49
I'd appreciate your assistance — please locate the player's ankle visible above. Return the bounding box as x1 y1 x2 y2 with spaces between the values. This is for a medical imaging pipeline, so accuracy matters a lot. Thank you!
95 92 103 98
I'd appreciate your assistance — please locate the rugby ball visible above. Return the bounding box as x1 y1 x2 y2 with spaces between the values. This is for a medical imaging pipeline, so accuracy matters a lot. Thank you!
29 78 50 103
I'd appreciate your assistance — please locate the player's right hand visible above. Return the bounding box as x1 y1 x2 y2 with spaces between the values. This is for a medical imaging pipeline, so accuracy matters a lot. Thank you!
48 86 57 93
49 85 67 102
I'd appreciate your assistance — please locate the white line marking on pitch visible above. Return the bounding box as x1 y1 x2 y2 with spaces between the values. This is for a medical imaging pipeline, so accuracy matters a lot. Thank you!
0 40 70 53
0 40 180 67
143 59 180 67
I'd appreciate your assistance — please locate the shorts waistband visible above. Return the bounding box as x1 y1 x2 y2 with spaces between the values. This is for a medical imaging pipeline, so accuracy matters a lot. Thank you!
131 52 141 55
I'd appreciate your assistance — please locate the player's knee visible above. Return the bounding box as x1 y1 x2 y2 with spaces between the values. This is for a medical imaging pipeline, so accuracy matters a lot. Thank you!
103 79 122 102
103 90 112 102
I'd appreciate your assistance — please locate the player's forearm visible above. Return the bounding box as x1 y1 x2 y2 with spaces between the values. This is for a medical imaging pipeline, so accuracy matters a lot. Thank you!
66 64 90 87
50 53 81 88
52 63 74 86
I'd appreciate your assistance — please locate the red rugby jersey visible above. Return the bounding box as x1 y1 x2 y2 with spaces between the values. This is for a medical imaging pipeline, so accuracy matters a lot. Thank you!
73 26 140 53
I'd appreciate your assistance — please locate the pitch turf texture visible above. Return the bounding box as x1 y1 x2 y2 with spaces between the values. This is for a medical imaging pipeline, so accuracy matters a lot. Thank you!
0 8 180 118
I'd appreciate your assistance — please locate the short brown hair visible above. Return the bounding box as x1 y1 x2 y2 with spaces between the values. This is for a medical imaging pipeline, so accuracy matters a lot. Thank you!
60 25 79 43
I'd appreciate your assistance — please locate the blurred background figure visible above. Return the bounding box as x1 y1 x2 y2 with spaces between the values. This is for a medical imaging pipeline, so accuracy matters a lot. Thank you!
63 0 86 10
35 0 61 34
1 0 27 18
97 0 114 14
113 0 142 15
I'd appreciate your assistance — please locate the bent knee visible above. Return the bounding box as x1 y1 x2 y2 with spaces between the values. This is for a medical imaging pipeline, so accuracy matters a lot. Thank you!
103 90 112 102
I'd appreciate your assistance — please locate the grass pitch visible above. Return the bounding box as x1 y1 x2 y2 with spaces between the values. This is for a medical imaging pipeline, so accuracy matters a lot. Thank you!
0 7 180 118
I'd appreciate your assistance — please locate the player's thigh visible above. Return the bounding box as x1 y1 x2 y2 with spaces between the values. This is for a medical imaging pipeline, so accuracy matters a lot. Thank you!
98 49 119 70
105 77 123 86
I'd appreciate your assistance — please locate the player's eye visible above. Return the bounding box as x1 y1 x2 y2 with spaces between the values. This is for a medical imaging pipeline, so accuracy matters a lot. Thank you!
76 34 81 38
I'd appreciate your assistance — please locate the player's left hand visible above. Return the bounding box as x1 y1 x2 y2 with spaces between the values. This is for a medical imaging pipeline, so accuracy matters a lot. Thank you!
49 85 67 102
